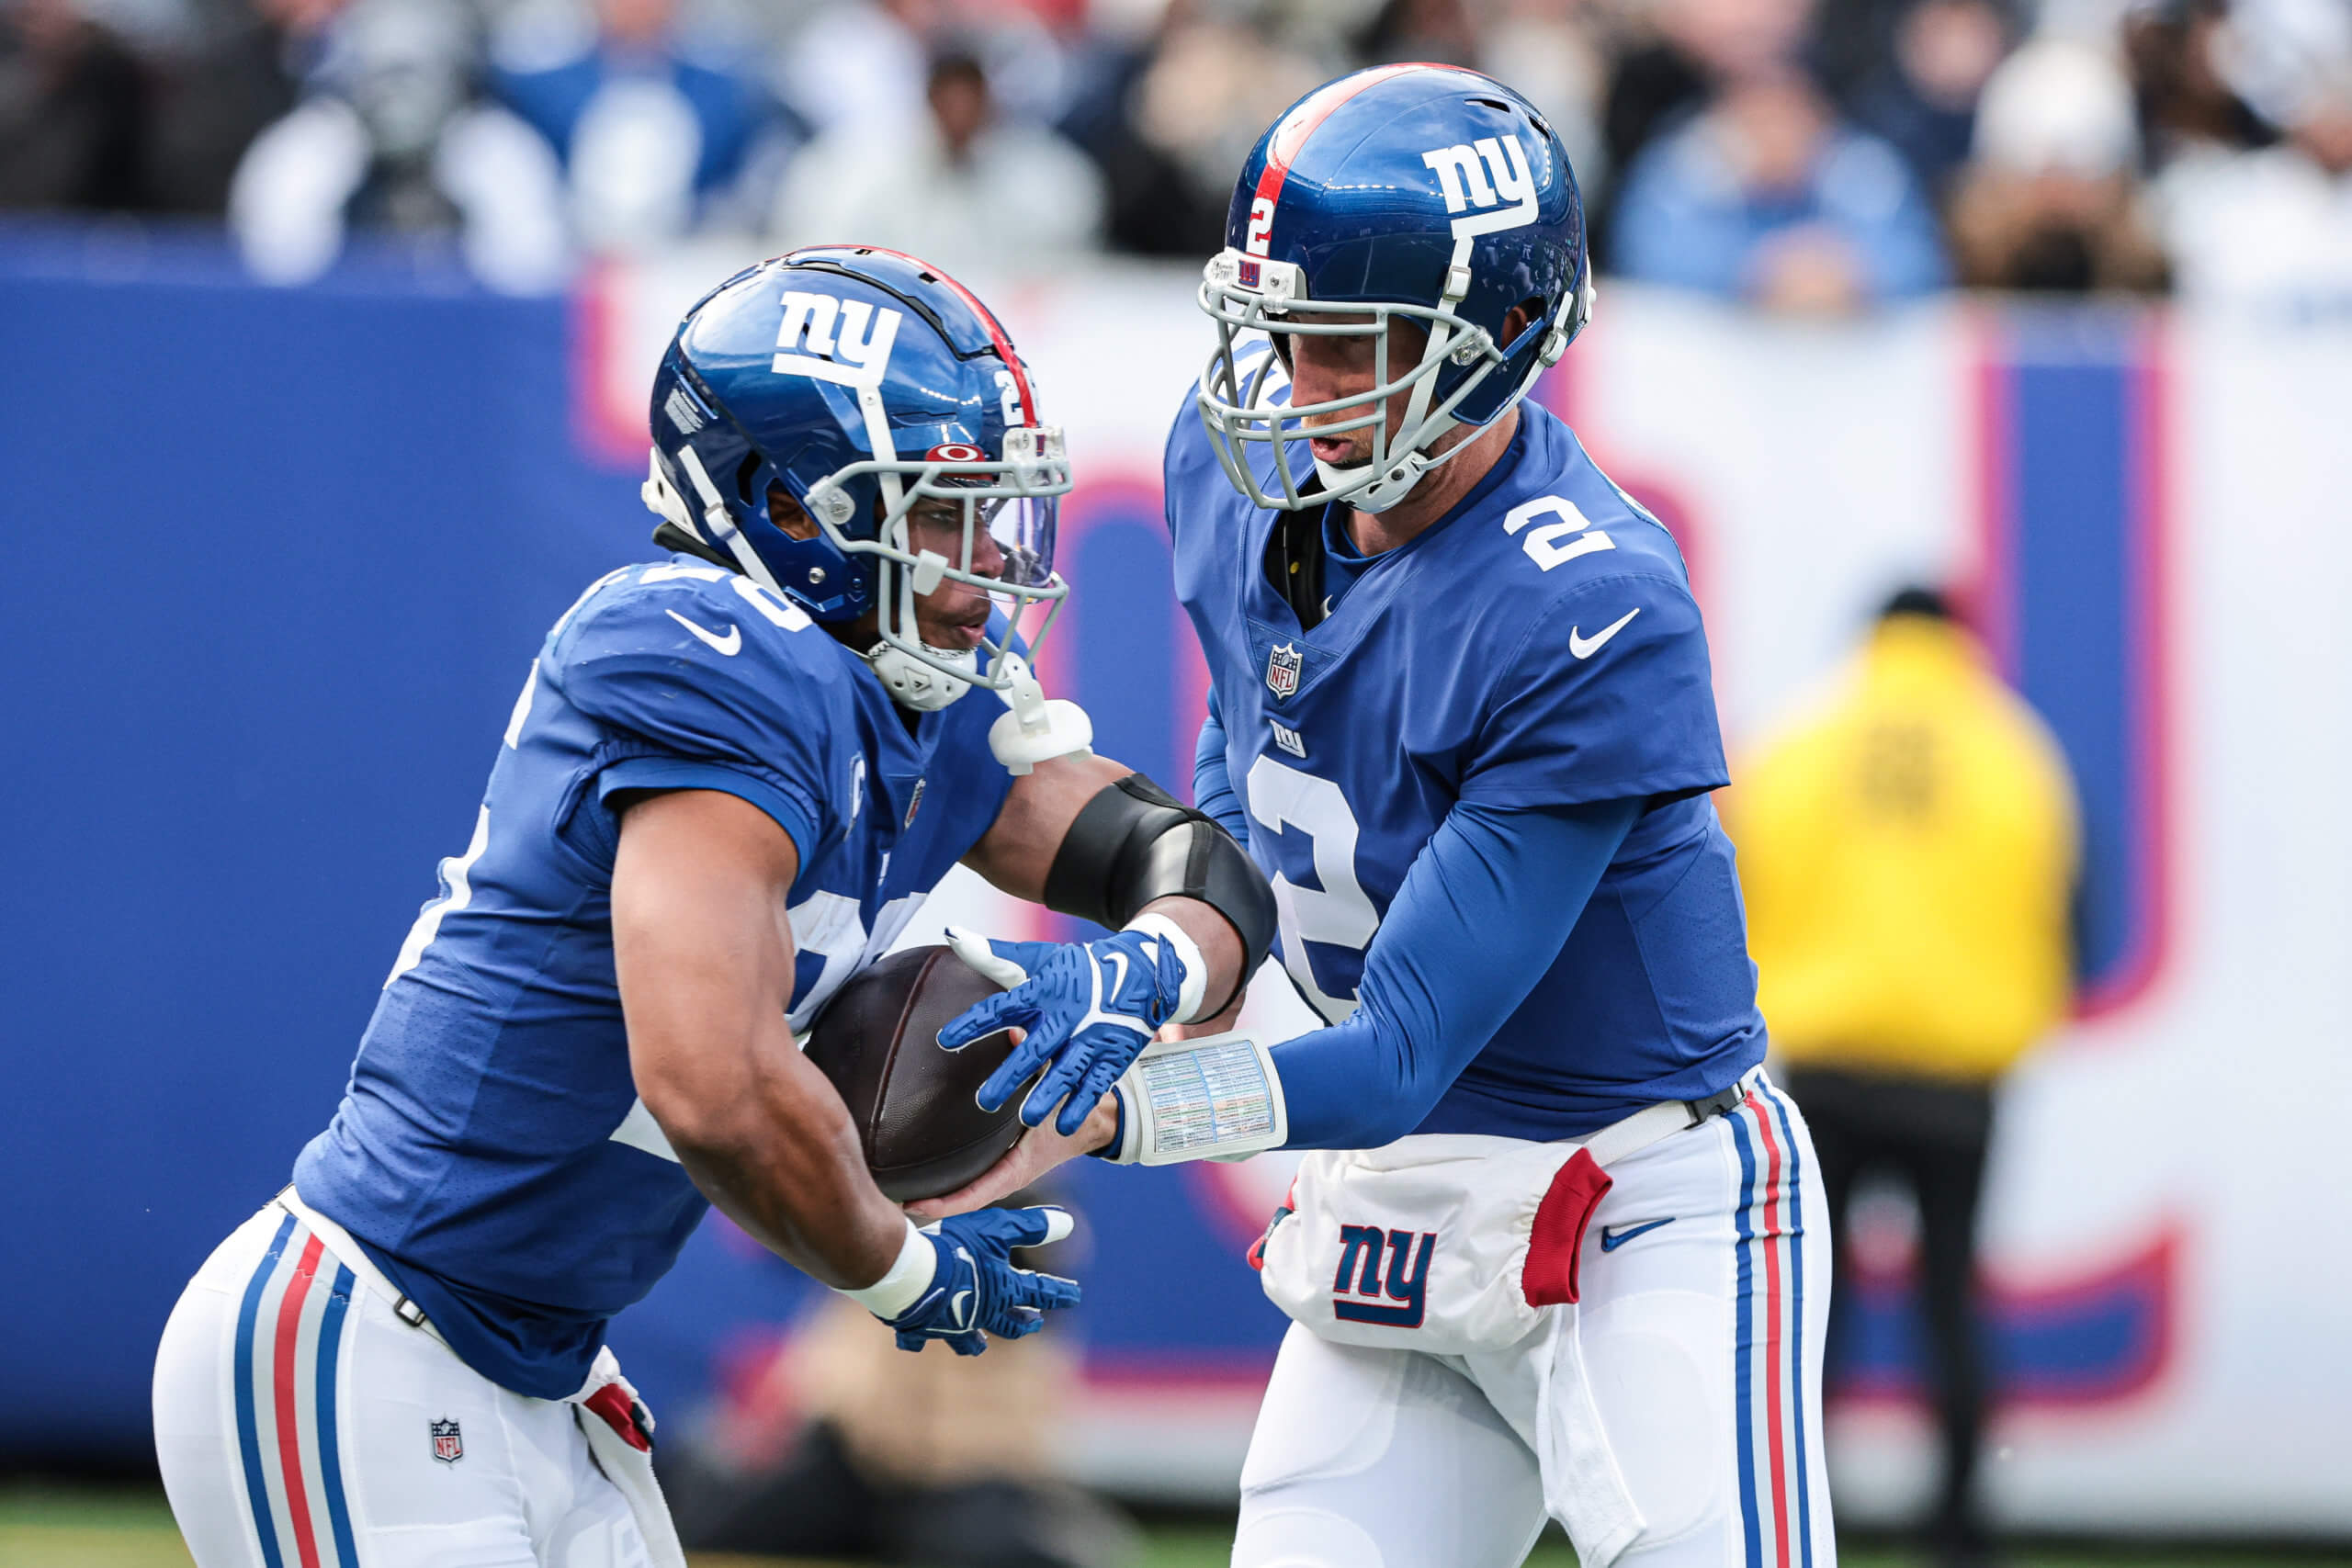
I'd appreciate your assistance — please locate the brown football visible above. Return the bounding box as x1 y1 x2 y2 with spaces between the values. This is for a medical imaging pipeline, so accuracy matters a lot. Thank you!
805 943 1034 1202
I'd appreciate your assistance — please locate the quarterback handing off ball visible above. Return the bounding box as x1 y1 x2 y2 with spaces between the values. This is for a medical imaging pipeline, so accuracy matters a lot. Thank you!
807 944 1032 1202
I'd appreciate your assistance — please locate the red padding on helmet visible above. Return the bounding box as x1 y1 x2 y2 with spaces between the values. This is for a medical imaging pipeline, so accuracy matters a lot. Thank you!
1521 1147 1612 1307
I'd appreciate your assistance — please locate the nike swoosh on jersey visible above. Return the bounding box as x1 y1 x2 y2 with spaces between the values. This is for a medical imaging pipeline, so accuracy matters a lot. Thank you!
665 609 742 656
1567 607 1640 660
1599 1217 1675 1251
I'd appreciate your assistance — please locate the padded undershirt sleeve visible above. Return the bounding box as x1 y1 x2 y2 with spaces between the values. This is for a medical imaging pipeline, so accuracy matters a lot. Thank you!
1270 796 1640 1149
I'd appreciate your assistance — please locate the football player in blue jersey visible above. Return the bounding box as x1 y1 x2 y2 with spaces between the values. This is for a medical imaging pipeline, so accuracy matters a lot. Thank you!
919 69 1838 1568
149 247 1277 1568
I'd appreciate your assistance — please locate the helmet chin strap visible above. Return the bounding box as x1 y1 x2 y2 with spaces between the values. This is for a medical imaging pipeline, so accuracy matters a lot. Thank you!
1318 427 1453 514
865 539 974 712
865 637 975 711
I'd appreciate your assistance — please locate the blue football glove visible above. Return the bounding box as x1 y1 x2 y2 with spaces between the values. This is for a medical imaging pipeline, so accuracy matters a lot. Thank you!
877 1206 1080 1356
938 919 1204 1135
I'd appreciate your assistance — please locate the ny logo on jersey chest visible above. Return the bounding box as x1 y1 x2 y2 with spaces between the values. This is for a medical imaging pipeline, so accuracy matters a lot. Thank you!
1332 1224 1435 1329
1265 641 1303 699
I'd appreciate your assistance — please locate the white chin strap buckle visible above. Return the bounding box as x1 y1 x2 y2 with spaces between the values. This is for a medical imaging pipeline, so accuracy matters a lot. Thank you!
986 650 1093 775
868 640 976 713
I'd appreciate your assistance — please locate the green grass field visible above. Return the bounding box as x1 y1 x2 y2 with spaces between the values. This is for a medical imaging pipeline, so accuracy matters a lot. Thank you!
6 1484 2344 1568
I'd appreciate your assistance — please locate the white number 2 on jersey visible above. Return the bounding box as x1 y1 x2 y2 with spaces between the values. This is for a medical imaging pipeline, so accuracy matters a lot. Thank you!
1503 494 1614 571
1246 755 1379 1023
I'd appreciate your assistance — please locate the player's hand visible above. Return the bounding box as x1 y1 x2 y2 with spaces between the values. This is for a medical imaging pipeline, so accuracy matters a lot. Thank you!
877 1205 1080 1356
938 925 1195 1134
906 1093 1120 1224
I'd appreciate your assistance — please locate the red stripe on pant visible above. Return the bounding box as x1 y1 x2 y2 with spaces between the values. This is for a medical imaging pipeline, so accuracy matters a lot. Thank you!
1748 1095 1794 1568
272 1233 328 1568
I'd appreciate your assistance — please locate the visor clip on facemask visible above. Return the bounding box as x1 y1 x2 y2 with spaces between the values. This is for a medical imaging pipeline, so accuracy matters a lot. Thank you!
805 480 856 528
986 649 1093 776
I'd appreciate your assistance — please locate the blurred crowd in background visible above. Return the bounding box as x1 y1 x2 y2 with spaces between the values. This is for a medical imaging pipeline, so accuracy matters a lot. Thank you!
5 0 2347 307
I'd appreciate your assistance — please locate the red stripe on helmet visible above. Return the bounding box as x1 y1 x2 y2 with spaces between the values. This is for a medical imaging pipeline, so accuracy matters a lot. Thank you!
1250 63 1489 232
837 245 1040 425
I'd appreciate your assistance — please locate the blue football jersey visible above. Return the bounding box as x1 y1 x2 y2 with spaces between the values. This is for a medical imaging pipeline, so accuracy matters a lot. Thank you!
294 557 1014 1398
1166 387 1766 1139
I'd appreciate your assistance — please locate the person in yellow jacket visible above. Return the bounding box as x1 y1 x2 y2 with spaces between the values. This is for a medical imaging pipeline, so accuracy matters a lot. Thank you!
1725 585 2078 1568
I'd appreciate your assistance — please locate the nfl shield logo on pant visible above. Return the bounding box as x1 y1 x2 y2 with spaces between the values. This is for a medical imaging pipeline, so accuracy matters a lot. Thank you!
1266 641 1302 699
430 1417 463 1464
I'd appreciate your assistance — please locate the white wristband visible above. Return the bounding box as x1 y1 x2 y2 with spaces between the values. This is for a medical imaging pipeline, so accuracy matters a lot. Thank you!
838 1217 936 1320
1124 912 1210 1023
1104 1031 1288 1166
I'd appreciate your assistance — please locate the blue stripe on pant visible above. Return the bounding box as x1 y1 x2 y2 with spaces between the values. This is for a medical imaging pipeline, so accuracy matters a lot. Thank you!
314 1263 361 1568
1729 1108 1764 1568
1767 1089 1816 1568
232 1213 296 1568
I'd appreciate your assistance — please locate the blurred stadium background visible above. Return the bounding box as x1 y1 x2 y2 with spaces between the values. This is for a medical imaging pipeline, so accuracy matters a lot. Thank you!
6 0 2352 1560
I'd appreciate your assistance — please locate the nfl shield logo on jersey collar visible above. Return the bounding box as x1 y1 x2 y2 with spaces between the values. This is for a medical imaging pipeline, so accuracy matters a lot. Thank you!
1266 641 1303 699
431 1417 463 1463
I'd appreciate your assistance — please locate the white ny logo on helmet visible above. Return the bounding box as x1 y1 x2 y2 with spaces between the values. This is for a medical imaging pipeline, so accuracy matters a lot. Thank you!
773 289 903 388
1420 135 1540 237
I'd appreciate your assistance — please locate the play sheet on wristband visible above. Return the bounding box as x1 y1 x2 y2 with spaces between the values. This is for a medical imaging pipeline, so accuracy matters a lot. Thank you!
1130 1032 1286 1161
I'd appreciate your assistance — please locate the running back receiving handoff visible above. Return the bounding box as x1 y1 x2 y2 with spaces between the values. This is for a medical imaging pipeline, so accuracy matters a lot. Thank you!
150 248 1276 1568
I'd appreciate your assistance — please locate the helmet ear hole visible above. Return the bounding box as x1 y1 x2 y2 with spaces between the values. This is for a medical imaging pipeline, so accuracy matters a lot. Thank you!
1503 297 1547 353
767 480 820 542
735 452 763 504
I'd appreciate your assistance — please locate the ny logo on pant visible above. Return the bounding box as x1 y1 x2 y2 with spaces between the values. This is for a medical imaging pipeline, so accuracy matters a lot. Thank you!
1332 1224 1435 1328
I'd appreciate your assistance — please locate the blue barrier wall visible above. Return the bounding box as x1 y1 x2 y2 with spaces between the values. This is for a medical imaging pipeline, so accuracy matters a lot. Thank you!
0 236 641 1455
0 236 2174 1463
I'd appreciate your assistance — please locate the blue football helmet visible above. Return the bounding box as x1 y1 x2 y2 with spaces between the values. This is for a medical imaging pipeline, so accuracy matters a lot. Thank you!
1196 65 1593 513
643 247 1071 710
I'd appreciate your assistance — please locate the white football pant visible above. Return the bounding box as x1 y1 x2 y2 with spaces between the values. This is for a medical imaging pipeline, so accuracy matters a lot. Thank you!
1234 1080 1835 1568
154 1202 659 1568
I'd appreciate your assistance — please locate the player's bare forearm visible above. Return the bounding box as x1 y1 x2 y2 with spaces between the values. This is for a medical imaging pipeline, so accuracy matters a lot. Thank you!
1140 892 1247 1009
962 752 1250 1007
611 788 909 1291
1163 994 1246 1041
960 750 1133 900
905 1092 1121 1222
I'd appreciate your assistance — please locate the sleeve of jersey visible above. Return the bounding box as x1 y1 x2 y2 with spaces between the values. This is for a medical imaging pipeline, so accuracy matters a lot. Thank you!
552 590 835 863
1461 573 1730 809
1162 382 1219 537
1269 796 1639 1149
1192 684 1250 847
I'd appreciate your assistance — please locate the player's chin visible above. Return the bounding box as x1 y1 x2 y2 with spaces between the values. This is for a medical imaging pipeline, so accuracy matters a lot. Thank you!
922 615 989 651
1306 433 1366 468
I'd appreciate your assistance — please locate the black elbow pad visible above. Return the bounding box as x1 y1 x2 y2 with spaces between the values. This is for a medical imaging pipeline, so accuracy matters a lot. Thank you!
1044 773 1278 1009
